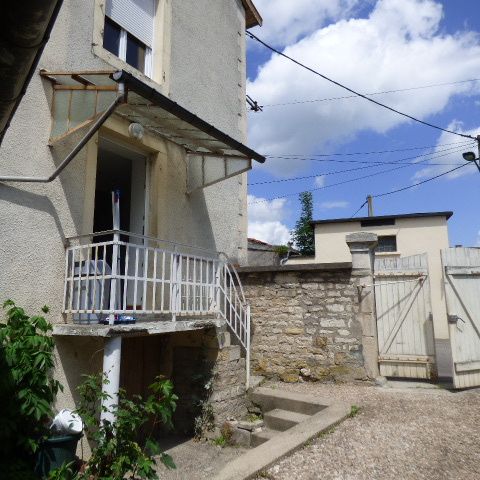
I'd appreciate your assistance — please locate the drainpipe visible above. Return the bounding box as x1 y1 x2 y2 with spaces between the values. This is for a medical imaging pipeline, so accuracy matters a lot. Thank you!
0 93 124 183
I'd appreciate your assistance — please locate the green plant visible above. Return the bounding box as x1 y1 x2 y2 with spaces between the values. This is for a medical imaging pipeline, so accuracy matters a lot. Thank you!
76 373 178 479
48 462 75 480
246 413 262 422
349 405 360 418
273 245 289 256
291 192 315 256
212 435 227 447
0 300 62 476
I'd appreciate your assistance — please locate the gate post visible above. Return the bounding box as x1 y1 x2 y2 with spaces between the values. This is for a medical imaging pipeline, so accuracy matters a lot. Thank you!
346 232 379 379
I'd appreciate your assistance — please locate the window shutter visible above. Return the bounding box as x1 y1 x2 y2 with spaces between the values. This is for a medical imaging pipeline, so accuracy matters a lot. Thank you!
106 0 155 47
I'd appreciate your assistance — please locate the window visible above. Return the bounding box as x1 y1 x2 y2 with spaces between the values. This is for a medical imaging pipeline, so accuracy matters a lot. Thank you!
376 235 397 253
104 0 155 76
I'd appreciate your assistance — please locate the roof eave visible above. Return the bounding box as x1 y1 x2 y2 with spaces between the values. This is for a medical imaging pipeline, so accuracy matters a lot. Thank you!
242 0 263 28
312 211 454 225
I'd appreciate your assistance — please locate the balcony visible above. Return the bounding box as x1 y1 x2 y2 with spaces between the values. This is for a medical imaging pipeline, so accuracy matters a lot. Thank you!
57 230 250 351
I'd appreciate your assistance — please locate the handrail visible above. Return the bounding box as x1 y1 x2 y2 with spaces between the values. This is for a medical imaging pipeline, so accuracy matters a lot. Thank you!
66 229 220 257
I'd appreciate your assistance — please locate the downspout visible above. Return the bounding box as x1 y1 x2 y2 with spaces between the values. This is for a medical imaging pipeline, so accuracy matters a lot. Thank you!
0 94 125 183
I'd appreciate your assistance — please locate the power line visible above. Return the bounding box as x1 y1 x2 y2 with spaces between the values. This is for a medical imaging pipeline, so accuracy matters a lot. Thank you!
264 139 474 158
246 31 476 140
248 153 472 204
262 78 480 107
249 146 469 185
351 201 368 218
372 163 472 198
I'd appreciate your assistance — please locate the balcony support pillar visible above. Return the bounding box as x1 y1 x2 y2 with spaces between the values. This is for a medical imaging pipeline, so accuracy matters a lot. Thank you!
100 336 122 424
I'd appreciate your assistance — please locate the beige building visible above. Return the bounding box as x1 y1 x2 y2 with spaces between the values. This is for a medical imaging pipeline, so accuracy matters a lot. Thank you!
288 211 453 374
0 0 263 435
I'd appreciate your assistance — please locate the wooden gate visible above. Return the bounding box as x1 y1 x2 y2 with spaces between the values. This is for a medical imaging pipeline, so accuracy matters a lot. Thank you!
374 254 436 379
442 248 480 388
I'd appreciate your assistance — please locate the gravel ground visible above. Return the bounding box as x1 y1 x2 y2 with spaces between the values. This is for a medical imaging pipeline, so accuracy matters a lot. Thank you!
262 380 480 480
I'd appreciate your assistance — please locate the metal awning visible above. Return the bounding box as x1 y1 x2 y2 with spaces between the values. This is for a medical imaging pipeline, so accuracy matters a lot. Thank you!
40 69 264 191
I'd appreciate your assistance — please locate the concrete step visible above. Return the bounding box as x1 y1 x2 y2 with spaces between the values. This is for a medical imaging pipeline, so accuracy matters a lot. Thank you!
263 408 311 432
250 387 327 415
250 428 277 447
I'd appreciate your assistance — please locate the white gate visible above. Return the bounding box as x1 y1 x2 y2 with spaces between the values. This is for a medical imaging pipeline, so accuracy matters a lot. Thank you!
442 248 480 388
374 254 436 379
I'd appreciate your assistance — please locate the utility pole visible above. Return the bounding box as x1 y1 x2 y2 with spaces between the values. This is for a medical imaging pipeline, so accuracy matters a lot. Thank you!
367 195 374 217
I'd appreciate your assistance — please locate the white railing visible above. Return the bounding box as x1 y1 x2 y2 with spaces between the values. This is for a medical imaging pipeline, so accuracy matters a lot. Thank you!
63 230 250 383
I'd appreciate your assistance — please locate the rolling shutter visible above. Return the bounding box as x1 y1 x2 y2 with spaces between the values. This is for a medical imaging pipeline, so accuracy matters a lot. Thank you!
105 0 155 47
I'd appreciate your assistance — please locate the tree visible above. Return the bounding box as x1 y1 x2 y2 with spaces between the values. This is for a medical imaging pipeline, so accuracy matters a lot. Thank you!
292 192 315 255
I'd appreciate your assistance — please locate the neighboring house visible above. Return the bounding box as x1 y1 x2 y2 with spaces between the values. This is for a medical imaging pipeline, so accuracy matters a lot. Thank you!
0 0 263 434
288 211 453 376
247 238 288 266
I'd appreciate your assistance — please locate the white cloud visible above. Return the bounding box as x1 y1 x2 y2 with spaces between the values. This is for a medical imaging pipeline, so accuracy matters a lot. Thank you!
250 0 361 46
248 0 480 176
319 200 349 209
315 175 326 187
413 122 479 180
248 194 291 244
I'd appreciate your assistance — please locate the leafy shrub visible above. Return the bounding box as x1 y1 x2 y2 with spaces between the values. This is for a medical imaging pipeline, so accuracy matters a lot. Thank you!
0 300 62 476
76 373 178 479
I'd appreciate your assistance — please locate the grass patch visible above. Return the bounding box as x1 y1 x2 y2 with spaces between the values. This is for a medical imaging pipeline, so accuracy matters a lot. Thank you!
349 405 361 418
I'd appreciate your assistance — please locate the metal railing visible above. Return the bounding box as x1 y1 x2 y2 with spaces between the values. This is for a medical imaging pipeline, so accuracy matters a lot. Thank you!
63 230 250 383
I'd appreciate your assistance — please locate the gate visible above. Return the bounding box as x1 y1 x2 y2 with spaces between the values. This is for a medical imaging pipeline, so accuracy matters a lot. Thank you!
374 254 436 379
442 248 480 388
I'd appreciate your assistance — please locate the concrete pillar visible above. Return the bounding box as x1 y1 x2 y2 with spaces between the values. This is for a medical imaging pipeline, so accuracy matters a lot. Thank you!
346 232 379 379
100 336 122 424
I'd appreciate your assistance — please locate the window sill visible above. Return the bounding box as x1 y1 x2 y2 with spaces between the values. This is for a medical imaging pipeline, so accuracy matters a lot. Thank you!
92 44 166 95
375 252 401 257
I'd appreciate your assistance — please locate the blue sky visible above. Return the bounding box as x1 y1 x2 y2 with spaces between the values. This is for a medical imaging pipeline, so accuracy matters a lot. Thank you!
246 0 480 248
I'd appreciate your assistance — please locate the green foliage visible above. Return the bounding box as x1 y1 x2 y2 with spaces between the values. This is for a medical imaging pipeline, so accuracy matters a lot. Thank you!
76 373 178 479
0 300 62 475
291 192 315 256
273 245 289 256
48 462 75 480
349 405 360 418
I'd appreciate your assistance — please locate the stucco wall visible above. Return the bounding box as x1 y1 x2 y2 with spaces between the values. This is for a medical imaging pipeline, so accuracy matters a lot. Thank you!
0 0 249 314
0 0 252 424
238 266 368 383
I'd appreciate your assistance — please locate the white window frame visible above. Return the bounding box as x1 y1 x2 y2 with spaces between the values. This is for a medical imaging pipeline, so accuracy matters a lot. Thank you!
93 0 171 91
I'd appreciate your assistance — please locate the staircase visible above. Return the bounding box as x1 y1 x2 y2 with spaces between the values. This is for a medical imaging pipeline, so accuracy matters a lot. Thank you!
249 387 326 447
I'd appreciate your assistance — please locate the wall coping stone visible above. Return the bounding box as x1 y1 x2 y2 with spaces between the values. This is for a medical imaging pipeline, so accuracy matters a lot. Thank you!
237 262 352 274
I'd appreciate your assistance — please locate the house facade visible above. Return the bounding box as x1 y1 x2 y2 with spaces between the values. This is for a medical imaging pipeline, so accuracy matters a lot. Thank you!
0 0 262 433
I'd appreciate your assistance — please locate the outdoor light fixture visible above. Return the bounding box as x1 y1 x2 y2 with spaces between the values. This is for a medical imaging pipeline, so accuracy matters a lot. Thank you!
462 150 480 172
462 151 477 162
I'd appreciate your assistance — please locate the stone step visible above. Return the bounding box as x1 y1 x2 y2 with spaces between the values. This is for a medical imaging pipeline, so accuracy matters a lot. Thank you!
263 408 311 432
250 428 277 447
250 387 327 416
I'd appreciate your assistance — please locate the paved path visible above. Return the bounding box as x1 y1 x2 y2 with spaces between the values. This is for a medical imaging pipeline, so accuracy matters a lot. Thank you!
262 380 480 480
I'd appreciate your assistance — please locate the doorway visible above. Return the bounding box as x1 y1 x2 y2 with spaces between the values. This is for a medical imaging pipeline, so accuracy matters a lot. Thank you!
93 138 148 236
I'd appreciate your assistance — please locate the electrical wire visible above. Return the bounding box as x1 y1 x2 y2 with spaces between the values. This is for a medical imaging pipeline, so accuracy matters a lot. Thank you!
264 139 474 158
246 31 476 140
249 146 469 185
372 163 472 198
350 201 368 218
248 155 472 204
262 78 480 107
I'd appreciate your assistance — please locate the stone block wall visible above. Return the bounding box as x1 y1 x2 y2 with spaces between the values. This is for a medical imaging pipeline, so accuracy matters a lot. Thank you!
238 264 368 383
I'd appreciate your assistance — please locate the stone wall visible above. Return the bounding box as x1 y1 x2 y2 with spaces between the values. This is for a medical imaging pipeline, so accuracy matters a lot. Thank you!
238 264 368 383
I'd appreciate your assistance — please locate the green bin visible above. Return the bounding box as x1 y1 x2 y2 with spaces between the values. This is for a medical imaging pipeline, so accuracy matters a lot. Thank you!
34 433 82 478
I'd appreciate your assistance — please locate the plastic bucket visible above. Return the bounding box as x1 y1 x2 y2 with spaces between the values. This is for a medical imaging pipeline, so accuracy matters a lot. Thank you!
34 433 82 478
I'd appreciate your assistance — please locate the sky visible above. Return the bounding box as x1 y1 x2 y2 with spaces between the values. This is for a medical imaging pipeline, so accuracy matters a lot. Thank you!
246 0 480 248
